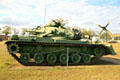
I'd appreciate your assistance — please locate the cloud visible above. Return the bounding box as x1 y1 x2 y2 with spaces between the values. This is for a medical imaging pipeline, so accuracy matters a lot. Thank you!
45 0 120 33
0 0 120 33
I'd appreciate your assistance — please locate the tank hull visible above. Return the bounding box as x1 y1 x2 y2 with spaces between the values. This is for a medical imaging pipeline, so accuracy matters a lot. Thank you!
5 39 116 66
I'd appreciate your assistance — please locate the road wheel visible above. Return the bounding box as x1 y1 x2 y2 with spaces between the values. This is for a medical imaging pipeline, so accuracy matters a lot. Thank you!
82 54 91 64
59 53 68 65
46 54 57 65
34 54 44 64
71 53 81 64
20 54 30 64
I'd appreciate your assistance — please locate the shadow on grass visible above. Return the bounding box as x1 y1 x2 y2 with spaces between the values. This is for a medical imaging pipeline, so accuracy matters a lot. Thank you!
95 57 120 65
20 57 120 66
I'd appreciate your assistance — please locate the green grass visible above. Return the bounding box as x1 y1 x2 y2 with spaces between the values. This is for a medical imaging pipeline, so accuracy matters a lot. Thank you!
0 41 120 80
0 41 15 70
0 66 120 80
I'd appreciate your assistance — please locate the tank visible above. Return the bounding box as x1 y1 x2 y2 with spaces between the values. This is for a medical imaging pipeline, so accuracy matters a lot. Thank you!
5 19 116 65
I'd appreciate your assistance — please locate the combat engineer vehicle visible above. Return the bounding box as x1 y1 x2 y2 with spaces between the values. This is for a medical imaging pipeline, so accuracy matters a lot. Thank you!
5 19 116 66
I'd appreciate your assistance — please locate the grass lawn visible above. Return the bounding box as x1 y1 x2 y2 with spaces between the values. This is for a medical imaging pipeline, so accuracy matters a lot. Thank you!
0 41 120 80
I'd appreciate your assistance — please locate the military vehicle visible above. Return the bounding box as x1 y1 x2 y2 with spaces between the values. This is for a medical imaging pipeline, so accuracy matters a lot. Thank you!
5 19 116 65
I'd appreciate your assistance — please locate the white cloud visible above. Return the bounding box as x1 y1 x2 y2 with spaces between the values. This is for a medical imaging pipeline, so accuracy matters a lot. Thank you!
0 0 120 33
45 0 120 33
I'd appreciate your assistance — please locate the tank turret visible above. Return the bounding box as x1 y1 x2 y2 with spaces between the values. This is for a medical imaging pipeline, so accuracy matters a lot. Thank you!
26 19 81 40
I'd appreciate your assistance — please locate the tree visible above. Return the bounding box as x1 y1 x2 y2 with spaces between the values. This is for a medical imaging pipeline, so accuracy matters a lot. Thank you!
2 26 11 36
45 18 67 28
21 28 27 35
72 28 82 40
100 32 111 41
73 27 96 39
36 26 41 30
13 28 19 35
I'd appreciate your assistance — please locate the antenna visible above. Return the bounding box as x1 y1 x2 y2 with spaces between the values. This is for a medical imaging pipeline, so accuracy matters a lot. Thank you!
44 0 47 25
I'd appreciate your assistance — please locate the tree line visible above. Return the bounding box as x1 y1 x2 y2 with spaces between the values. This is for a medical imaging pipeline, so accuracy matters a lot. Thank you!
0 19 114 40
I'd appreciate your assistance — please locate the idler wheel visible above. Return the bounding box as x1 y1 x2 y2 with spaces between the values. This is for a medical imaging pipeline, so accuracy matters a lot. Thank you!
46 54 57 64
71 53 81 64
34 54 44 64
82 54 91 64
94 47 104 57
59 53 68 65
8 43 19 54
20 54 30 64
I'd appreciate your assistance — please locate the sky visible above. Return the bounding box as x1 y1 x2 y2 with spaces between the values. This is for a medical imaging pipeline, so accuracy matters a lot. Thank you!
0 0 120 33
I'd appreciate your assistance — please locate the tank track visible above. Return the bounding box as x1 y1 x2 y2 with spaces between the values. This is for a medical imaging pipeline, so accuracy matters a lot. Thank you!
7 41 105 66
